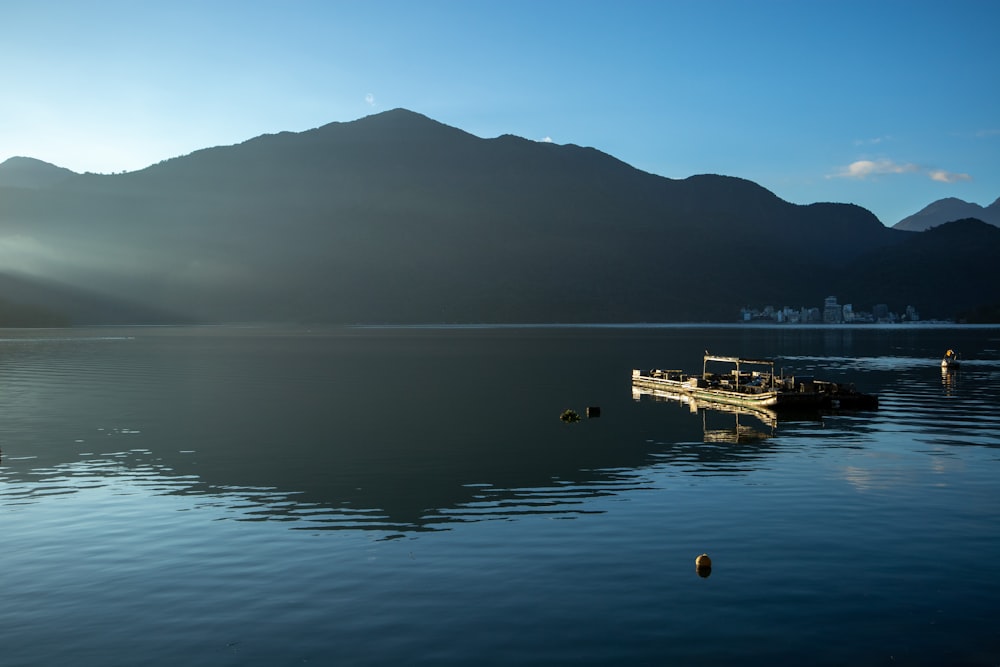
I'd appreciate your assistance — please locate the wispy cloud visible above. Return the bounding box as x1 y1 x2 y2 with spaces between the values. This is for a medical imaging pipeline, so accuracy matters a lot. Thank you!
830 158 972 183
365 93 376 107
833 159 919 179
975 128 1000 138
929 169 972 183
539 136 553 143
853 135 893 146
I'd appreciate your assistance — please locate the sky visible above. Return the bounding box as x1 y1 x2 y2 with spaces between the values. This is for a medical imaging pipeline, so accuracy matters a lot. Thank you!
2 0 998 226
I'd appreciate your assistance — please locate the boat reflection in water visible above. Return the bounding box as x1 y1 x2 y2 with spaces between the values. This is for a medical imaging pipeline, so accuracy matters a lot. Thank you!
941 365 960 396
632 384 778 444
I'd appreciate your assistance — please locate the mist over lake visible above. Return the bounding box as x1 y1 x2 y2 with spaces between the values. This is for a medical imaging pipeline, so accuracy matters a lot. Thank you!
2 324 998 665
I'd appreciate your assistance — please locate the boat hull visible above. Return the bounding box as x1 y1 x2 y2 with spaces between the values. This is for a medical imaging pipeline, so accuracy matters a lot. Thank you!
631 374 780 408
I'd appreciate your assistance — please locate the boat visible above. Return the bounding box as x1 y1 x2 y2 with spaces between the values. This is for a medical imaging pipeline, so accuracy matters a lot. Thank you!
941 349 961 369
631 353 878 412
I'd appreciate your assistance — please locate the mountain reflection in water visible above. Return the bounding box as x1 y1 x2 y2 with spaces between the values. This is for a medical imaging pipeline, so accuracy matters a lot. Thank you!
0 450 658 534
2 325 999 535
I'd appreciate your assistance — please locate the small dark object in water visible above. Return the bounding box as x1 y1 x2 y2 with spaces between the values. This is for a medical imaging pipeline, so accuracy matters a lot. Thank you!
560 409 580 423
586 406 601 418
695 553 712 578
941 349 961 369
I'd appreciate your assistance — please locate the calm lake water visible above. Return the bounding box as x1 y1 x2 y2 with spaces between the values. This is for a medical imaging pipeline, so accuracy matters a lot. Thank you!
2 324 999 666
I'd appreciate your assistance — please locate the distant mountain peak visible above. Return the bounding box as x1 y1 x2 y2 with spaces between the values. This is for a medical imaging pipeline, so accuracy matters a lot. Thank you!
893 196 1000 231
323 107 454 132
0 156 68 171
0 156 77 188
370 107 433 121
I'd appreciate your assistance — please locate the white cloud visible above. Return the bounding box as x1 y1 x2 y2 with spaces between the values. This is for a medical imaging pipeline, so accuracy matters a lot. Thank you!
540 136 553 143
365 93 375 106
834 159 919 179
929 169 972 183
831 159 972 184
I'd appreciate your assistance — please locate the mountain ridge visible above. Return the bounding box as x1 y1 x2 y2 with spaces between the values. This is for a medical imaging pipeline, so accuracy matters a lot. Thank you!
0 109 997 324
893 196 1000 231
0 156 79 188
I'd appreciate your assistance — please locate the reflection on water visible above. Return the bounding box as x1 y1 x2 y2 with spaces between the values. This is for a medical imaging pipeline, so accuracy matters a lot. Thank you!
632 384 778 442
0 450 655 534
941 366 959 395
2 326 998 534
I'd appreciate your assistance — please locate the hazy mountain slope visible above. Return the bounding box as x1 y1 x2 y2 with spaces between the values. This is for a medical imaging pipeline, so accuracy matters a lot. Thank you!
0 157 78 189
893 196 1000 231
0 271 182 326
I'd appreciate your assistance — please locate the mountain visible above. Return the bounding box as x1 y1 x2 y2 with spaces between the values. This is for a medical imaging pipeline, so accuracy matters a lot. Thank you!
0 108 997 324
837 218 1000 319
893 196 1000 231
0 156 78 189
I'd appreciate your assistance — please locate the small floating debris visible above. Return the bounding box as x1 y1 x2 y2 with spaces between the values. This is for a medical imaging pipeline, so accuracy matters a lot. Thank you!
560 409 581 423
695 553 712 578
586 406 601 418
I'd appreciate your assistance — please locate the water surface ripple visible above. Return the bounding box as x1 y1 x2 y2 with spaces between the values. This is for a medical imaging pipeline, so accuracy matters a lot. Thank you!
2 325 999 666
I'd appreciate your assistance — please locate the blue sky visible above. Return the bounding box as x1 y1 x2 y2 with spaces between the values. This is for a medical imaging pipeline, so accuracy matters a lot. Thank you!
2 0 997 225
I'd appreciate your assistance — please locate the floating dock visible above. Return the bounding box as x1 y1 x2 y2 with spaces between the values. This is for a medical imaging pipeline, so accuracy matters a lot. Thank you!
631 354 878 412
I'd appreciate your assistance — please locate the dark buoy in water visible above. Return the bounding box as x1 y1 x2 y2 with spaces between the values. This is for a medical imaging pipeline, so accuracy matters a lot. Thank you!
560 409 580 423
695 553 712 578
586 406 601 418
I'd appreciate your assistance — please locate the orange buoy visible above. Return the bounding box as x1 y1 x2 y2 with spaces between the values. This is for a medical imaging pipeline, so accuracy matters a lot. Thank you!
695 553 712 577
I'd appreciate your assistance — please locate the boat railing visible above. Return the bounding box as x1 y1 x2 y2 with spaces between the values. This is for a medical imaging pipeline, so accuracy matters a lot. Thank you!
702 354 776 386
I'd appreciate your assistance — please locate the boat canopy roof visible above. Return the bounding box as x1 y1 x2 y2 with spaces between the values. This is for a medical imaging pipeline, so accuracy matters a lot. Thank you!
704 354 775 367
